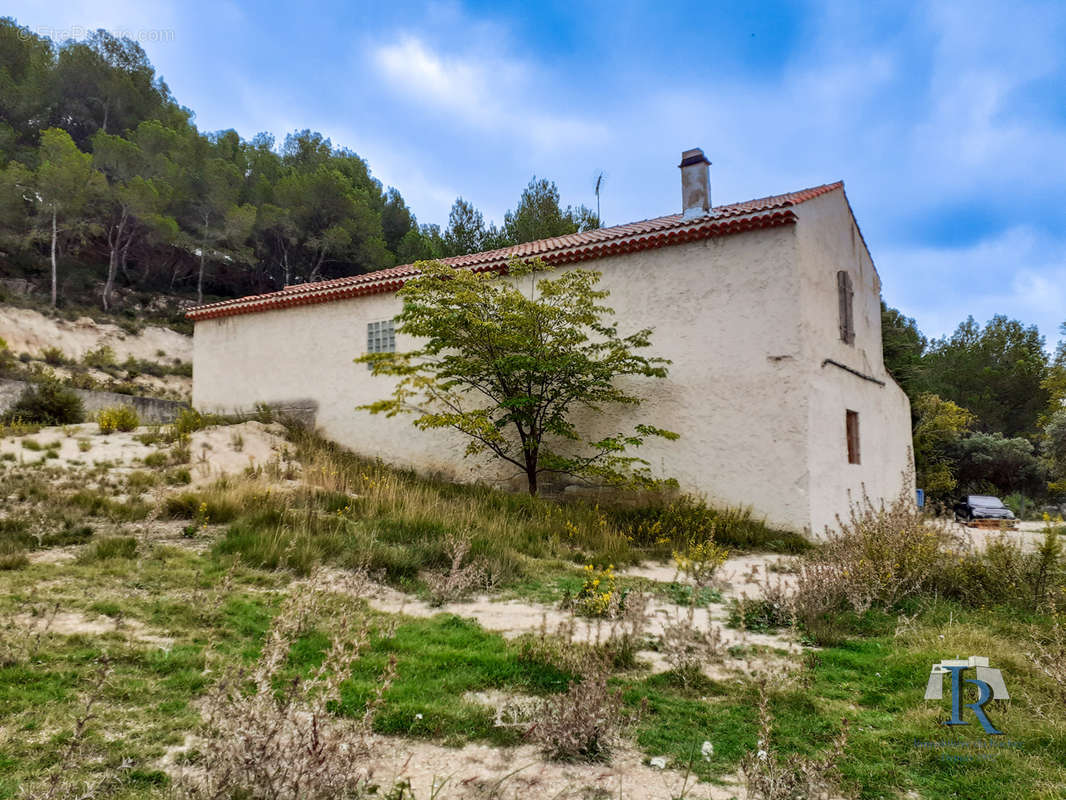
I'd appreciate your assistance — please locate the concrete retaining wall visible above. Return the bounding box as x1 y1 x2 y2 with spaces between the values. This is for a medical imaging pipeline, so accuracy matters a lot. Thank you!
0 377 188 424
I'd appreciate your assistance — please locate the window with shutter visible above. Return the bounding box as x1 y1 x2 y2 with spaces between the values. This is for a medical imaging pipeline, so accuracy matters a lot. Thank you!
846 410 861 464
837 270 855 344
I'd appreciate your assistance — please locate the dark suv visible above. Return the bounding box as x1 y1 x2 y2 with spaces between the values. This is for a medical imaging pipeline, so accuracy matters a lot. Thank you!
953 495 1016 523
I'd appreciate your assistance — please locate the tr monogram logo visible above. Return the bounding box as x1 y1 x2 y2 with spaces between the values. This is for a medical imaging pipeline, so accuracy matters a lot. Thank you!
924 656 1009 735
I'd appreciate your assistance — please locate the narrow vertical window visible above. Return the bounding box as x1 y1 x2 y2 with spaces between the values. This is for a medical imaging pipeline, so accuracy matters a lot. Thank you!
837 270 855 344
846 409 861 464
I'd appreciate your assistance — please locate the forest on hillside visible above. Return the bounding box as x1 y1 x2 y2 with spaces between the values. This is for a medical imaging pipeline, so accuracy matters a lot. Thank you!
0 18 598 310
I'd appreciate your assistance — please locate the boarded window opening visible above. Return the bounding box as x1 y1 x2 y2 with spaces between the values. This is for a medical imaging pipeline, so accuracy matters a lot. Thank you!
837 270 855 344
846 409 861 464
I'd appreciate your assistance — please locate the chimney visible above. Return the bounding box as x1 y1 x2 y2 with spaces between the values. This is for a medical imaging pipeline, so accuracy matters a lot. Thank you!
679 148 711 219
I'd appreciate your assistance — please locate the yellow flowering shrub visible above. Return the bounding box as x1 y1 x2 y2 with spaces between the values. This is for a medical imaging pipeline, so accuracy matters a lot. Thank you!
577 563 617 617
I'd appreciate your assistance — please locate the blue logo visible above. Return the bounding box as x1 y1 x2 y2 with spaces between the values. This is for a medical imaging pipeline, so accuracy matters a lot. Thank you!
924 656 1009 736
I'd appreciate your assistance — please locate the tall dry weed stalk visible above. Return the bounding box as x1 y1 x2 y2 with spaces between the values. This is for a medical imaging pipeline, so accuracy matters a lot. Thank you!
1028 592 1066 702
175 571 389 800
423 530 486 605
530 653 624 762
741 678 850 800
21 659 117 800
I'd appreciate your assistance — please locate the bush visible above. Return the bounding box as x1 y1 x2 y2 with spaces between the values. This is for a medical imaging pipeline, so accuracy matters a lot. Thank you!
82 345 117 370
785 484 944 644
531 656 622 762
574 563 618 617
936 522 1064 610
605 496 809 553
171 407 206 436
1 378 84 425
40 346 67 365
0 337 13 373
81 537 138 561
173 577 379 800
97 405 140 434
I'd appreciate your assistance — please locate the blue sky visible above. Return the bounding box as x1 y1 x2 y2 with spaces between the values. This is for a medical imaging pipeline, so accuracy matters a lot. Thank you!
8 0 1066 346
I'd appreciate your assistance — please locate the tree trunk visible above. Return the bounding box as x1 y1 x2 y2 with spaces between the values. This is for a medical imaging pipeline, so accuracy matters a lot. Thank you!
308 249 326 283
524 449 539 495
197 213 209 304
50 206 58 308
120 234 132 282
102 208 127 311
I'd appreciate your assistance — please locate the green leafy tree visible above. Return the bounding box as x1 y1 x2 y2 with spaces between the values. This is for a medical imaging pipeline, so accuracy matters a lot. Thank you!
1043 409 1066 496
912 393 974 498
32 128 105 306
91 130 178 309
358 258 678 494
503 177 599 245
0 159 33 242
920 315 1049 438
881 301 926 400
1041 322 1066 425
952 432 1046 497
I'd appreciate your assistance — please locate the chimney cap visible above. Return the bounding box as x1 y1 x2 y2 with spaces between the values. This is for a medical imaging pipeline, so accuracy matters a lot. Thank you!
679 148 711 168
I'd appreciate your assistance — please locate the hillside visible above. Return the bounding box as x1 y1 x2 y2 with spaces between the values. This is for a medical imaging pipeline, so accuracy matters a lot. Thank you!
0 302 192 402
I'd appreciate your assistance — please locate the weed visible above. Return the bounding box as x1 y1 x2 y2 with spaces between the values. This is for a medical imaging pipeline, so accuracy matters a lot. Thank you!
80 536 138 561
740 678 849 800
174 575 383 800
97 405 140 433
531 654 623 762
423 530 487 605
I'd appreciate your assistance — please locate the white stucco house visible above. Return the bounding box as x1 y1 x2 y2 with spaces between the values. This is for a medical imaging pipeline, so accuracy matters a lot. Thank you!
188 149 913 535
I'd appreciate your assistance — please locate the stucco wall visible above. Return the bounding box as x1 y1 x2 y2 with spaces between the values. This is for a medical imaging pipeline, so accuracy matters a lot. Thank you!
793 189 915 534
193 224 820 532
193 192 914 535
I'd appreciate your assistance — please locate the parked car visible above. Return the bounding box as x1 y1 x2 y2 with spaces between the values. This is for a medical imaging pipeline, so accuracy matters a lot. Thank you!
953 495 1016 523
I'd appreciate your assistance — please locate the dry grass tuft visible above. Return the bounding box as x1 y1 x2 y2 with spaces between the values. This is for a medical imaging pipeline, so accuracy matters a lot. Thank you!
174 570 388 800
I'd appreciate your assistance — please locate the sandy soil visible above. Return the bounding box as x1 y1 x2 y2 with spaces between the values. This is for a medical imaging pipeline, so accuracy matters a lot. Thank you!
0 420 291 477
187 421 294 485
370 738 745 799
15 610 174 648
0 306 191 364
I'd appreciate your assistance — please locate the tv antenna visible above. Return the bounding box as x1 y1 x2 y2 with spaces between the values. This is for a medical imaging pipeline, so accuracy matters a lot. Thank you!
593 170 606 224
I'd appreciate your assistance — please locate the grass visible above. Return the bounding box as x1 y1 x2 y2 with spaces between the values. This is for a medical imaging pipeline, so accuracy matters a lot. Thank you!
2 422 1065 798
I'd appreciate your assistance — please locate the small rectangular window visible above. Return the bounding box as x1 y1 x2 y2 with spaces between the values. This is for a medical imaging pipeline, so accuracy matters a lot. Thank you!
837 270 855 345
366 320 395 355
846 409 861 465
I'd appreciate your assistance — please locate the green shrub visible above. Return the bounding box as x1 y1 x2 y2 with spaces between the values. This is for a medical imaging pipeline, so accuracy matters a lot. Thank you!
97 405 140 434
40 346 67 366
1 379 84 425
82 345 117 369
604 496 810 553
936 524 1064 610
0 337 13 373
165 467 192 485
80 536 138 561
171 407 206 436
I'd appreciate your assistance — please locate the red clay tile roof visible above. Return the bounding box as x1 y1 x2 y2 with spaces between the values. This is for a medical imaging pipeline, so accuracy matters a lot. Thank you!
187 181 842 321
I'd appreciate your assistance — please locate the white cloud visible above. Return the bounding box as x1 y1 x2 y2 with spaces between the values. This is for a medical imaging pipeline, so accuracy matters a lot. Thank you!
881 226 1066 346
370 35 607 152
